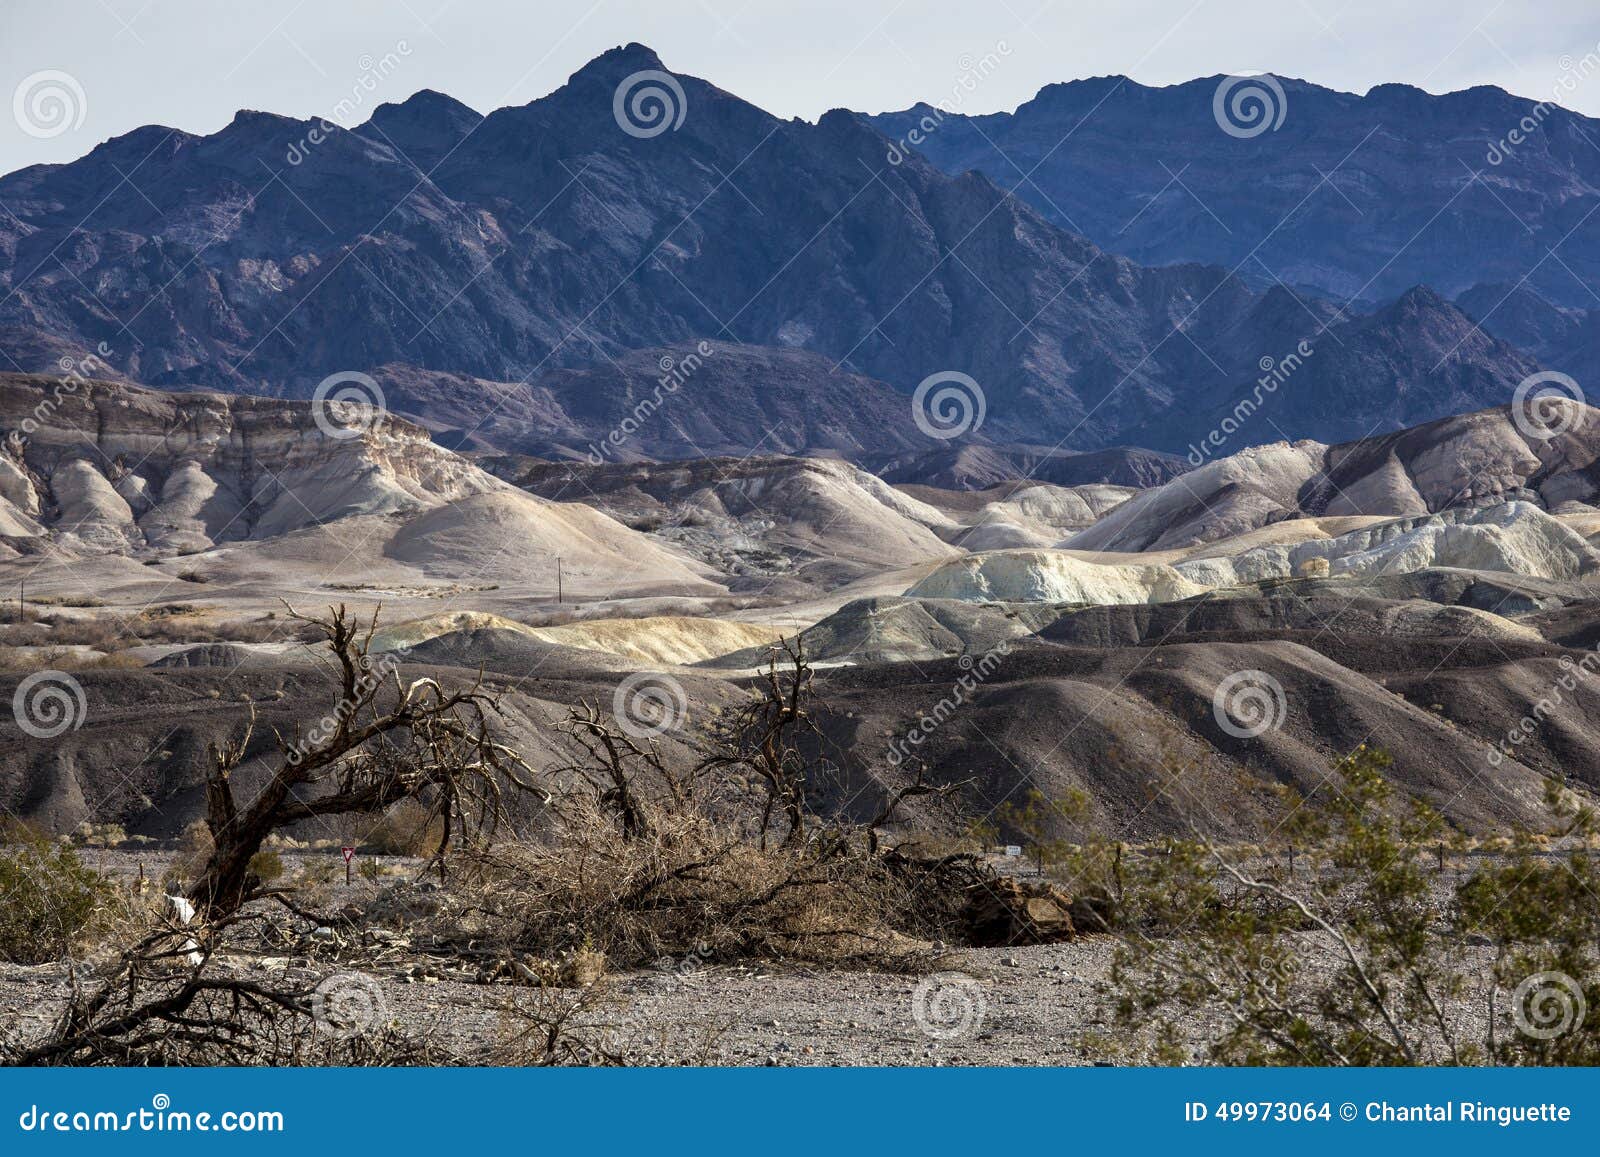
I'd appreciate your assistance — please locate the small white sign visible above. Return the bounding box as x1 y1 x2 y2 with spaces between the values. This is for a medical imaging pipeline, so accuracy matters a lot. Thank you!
1004 845 1022 858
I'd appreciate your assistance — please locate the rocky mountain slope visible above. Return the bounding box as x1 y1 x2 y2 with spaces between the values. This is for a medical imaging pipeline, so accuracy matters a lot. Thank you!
870 75 1600 310
501 454 962 593
502 453 1152 590
0 47 1544 454
1454 282 1600 400
379 343 930 459
3 378 1599 840
900 506 1600 607
5 616 1586 839
864 443 1188 490
1129 287 1542 451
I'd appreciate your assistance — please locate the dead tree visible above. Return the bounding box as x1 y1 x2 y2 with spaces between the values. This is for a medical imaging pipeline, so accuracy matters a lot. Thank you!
10 913 309 1066
866 761 973 854
704 638 824 849
549 703 692 841
186 604 536 917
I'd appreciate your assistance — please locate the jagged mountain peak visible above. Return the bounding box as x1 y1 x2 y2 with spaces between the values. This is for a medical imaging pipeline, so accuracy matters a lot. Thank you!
575 41 671 78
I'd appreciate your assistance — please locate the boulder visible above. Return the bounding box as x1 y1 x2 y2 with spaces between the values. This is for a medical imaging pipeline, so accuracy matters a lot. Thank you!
963 876 1077 946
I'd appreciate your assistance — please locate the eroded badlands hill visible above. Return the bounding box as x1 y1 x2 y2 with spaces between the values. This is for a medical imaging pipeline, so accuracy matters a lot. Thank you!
2 378 1599 845
1069 403 1600 551
0 374 714 597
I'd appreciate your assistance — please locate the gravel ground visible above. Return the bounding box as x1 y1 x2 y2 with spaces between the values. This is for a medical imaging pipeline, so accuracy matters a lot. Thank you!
0 941 1127 1066
1 849 1134 1065
0 849 1515 1066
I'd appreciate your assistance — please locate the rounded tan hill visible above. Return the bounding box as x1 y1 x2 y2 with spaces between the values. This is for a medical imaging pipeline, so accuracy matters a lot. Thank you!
384 490 716 591
366 610 783 667
523 617 786 665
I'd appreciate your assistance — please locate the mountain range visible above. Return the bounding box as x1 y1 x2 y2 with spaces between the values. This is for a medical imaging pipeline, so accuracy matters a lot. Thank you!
0 45 1589 462
869 74 1600 311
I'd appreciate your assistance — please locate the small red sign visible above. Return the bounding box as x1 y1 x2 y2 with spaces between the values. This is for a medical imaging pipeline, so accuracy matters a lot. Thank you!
341 846 356 863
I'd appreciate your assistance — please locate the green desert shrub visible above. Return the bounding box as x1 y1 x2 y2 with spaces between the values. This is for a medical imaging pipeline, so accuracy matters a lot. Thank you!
0 833 117 964
1111 747 1600 1066
247 850 285 884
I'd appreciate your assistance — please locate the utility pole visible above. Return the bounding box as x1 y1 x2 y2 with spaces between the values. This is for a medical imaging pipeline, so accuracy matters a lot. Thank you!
17 577 23 624
556 555 563 604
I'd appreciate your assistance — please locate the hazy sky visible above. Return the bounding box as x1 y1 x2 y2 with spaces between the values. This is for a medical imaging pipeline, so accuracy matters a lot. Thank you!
4 0 1600 175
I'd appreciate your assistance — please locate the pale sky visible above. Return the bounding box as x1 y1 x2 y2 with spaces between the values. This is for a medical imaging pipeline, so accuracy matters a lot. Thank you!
4 0 1600 175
